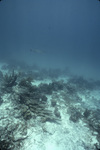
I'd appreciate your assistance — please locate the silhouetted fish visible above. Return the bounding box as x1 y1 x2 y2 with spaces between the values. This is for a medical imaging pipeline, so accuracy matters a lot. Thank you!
30 48 45 54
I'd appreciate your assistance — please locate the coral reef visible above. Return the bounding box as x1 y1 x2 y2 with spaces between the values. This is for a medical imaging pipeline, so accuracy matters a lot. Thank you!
0 61 100 149
11 77 60 123
1 70 18 93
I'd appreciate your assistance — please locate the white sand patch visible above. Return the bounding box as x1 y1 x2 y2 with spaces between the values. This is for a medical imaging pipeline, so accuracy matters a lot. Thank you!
20 112 97 150
32 76 69 87
20 95 98 150
32 79 52 86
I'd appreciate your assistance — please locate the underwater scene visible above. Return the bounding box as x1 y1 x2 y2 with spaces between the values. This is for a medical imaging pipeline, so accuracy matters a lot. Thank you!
0 0 100 150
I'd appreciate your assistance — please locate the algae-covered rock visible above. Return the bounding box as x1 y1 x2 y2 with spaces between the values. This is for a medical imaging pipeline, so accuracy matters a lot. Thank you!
54 107 61 118
51 99 56 107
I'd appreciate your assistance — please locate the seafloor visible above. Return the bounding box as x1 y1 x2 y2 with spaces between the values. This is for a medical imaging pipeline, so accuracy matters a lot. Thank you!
0 60 100 150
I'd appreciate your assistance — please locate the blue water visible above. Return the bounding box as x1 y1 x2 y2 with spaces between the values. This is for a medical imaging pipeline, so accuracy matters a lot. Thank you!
0 1 100 150
0 0 100 78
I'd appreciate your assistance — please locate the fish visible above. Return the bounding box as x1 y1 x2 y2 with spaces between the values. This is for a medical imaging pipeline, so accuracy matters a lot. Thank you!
30 48 46 54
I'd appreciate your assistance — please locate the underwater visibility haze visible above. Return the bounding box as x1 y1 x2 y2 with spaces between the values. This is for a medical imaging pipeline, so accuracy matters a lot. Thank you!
0 0 100 150
0 0 100 77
